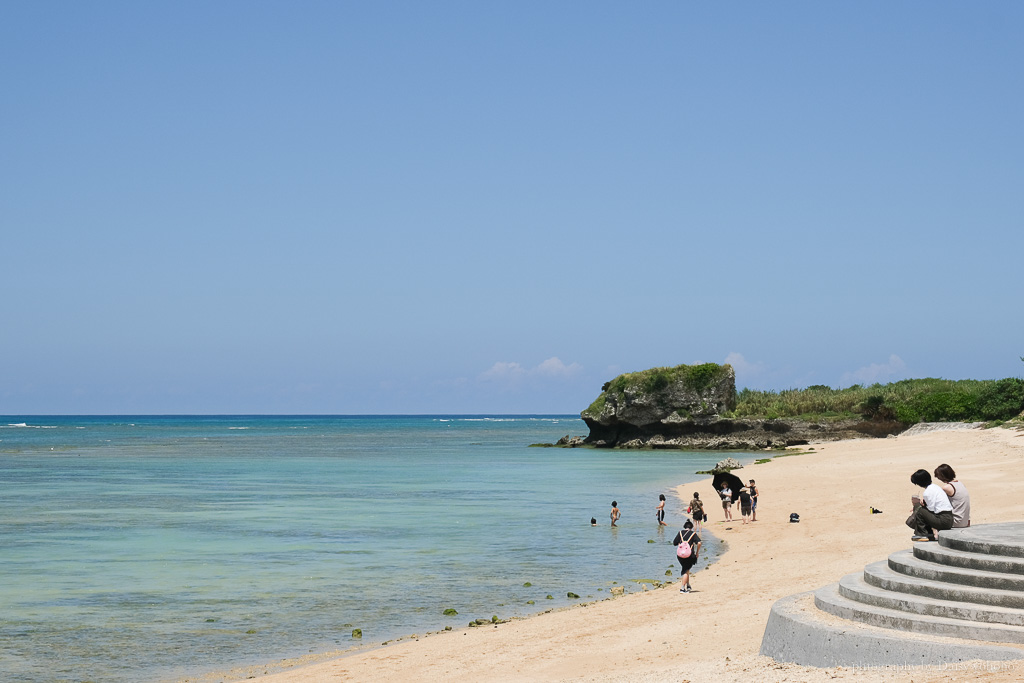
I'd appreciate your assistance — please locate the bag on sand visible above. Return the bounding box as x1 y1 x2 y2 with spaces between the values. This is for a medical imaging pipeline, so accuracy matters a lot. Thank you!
676 530 693 558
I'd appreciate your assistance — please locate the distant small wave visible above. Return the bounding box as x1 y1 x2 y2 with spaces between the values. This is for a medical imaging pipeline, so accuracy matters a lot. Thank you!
228 427 250 430
5 423 58 429
457 417 576 423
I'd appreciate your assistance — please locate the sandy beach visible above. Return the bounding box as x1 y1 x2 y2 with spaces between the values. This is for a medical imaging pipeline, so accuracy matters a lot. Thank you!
229 426 1024 683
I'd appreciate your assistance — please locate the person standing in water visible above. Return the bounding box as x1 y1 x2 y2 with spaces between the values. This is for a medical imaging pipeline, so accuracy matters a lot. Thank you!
656 494 667 526
610 501 620 527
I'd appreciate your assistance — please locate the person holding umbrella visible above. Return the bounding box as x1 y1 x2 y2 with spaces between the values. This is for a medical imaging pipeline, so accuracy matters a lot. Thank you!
712 471 743 523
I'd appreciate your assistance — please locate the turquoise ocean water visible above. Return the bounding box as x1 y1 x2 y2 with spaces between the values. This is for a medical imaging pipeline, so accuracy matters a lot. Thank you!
0 416 755 682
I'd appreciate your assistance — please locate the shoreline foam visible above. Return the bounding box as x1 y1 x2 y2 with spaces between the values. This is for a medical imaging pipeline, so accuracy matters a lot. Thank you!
182 492 731 682
224 426 1024 683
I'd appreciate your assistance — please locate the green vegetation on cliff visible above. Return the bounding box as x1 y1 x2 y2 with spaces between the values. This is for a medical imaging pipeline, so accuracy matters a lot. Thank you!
732 378 1024 425
583 363 733 418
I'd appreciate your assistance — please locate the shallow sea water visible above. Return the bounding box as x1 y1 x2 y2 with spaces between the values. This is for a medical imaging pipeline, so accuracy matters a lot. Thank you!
0 416 754 682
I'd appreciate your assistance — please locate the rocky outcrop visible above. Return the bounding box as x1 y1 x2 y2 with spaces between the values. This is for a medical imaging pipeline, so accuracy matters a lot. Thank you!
585 416 896 450
581 363 902 450
710 457 742 473
583 363 737 429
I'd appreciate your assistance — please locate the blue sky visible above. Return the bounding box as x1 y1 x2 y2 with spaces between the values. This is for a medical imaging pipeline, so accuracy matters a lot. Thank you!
2 2 1022 414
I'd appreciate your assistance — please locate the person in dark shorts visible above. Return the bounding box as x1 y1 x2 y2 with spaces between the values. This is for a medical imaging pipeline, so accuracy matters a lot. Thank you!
738 485 753 524
908 469 953 541
688 492 705 531
749 479 759 521
656 494 667 526
672 519 701 593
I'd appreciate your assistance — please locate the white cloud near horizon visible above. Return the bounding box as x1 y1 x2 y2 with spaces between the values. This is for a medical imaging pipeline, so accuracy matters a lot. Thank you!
533 357 583 377
478 361 527 381
723 352 766 380
840 354 908 386
478 357 582 383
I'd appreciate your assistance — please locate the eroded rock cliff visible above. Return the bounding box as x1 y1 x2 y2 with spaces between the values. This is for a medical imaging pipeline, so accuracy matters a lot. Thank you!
580 363 895 449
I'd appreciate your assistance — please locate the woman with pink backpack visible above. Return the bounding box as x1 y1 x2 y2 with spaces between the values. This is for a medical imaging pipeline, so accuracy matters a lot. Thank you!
672 519 702 593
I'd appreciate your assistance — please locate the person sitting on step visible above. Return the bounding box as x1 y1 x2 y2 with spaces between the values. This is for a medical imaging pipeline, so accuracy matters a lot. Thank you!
908 469 953 542
934 463 971 528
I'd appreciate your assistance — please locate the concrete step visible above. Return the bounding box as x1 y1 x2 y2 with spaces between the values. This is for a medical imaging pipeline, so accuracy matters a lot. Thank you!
889 549 1024 592
864 560 1024 610
814 582 1024 644
915 540 1024 575
940 523 1024 559
838 572 1024 626
760 590 1024 667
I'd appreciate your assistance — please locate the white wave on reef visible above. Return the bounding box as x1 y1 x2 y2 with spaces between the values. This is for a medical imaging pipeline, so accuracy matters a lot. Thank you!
430 417 576 423
457 418 577 423
4 423 58 429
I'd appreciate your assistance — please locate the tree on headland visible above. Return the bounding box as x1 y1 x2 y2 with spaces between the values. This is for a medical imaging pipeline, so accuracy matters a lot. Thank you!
732 377 1024 425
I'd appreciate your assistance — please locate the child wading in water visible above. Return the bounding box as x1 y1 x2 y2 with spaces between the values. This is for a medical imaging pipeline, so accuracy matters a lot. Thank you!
656 494 667 526
610 501 620 527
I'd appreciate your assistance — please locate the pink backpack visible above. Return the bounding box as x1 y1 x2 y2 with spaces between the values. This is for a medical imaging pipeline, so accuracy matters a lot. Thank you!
676 530 693 558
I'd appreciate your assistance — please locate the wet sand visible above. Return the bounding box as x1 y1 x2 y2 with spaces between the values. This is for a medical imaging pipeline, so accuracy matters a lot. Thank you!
231 426 1024 682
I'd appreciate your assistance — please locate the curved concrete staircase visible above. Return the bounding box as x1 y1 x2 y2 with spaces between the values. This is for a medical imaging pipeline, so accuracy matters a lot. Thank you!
760 523 1024 667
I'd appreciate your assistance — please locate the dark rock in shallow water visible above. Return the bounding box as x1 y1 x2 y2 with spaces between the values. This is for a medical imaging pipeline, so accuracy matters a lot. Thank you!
711 457 742 473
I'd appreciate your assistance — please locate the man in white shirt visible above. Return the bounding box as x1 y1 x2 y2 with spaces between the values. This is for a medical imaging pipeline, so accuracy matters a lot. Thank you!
909 469 954 541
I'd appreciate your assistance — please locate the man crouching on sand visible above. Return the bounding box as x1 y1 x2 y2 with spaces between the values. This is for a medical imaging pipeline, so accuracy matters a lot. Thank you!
908 469 953 542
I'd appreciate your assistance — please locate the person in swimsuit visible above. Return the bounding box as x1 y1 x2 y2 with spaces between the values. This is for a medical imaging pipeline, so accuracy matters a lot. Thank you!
656 494 667 526
610 501 620 527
